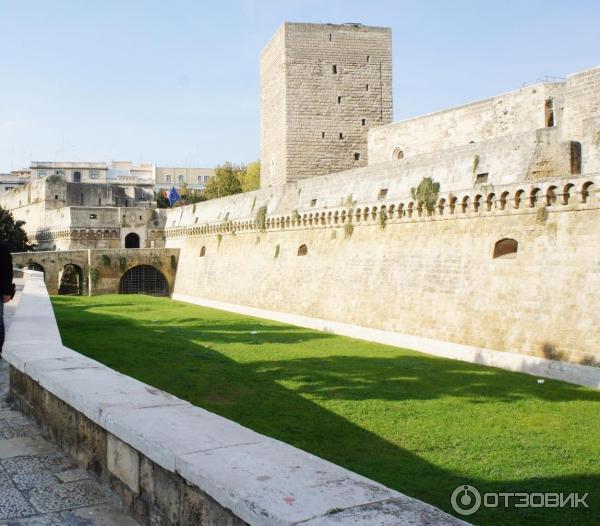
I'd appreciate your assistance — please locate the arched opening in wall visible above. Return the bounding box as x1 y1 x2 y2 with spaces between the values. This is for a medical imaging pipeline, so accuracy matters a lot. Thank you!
546 186 558 206
73 171 82 183
119 265 168 296
461 196 470 213
199 246 206 257
581 181 595 204
499 191 509 210
125 232 140 248
493 238 518 259
544 99 555 127
486 193 495 211
58 264 84 295
297 244 308 256
26 262 45 276
514 189 525 209
562 183 575 205
529 188 540 208
393 147 404 160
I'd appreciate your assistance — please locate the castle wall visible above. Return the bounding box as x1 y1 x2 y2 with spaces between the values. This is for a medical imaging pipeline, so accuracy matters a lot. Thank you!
166 174 600 368
563 67 600 174
368 82 564 164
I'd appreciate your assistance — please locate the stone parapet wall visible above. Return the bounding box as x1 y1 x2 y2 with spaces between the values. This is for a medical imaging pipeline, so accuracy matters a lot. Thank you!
4 272 467 526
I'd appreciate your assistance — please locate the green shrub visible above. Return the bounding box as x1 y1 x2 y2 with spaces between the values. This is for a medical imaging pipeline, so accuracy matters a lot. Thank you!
256 206 267 232
90 268 99 285
411 177 441 215
119 256 127 272
101 255 111 267
344 222 354 239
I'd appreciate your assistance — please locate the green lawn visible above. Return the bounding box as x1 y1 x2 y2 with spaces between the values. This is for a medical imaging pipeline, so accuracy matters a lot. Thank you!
51 294 600 526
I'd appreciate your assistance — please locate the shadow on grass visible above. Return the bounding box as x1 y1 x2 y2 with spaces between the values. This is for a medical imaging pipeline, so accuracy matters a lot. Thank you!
51 295 600 526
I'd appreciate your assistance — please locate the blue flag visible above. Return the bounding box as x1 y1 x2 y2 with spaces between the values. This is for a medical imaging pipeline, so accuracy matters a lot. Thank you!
168 186 181 207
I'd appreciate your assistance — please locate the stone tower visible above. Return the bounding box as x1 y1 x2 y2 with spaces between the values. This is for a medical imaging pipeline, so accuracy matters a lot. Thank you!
260 22 393 187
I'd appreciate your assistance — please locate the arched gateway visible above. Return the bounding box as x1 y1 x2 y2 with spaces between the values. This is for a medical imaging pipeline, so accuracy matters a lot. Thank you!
118 265 168 296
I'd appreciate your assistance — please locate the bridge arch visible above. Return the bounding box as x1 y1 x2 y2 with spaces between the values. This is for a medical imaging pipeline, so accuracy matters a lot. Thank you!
118 265 168 296
58 264 85 295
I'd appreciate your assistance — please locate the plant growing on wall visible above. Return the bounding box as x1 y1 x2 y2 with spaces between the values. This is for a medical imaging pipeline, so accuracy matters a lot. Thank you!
536 206 549 224
411 177 441 215
119 256 127 272
101 255 111 267
256 206 267 232
292 209 301 225
90 268 99 286
217 233 223 247
594 130 600 148
331 229 338 240
472 154 480 175
343 222 353 239
378 208 388 230
274 244 280 258
251 196 257 211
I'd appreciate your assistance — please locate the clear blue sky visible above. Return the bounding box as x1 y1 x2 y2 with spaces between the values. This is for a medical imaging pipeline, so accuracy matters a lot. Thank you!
0 0 598 172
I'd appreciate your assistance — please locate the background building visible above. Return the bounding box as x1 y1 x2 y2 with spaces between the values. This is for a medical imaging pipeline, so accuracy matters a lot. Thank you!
155 166 215 193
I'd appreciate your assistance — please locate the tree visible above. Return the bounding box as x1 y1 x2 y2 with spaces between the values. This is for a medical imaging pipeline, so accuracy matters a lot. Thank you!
0 206 35 252
155 191 169 209
203 162 243 199
239 161 260 192
411 177 441 214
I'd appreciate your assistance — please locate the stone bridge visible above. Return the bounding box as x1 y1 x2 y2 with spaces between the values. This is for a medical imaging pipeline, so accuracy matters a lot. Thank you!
12 248 180 296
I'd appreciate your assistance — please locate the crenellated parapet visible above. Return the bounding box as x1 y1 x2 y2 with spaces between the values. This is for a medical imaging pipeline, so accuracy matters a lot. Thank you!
165 174 599 239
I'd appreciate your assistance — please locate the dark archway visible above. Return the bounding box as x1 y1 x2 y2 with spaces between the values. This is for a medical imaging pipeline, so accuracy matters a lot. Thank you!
125 232 140 248
119 265 168 296
493 238 518 259
58 264 84 295
26 262 45 275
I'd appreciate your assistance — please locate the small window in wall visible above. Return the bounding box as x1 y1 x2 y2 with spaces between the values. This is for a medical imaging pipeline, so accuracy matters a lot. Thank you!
475 173 489 184
366 55 370 62
393 148 404 160
332 65 337 74
321 131 325 139
329 33 332 42
98 198 101 206
90 171 99 179
89 214 97 219
365 84 369 91
139 215 142 220
361 118 366 126
310 199 317 207
199 246 206 257
545 99 555 127
54 195 59 200
493 238 518 259
339 133 343 139
337 96 342 104
570 141 582 174
166 175 172 183
297 244 308 256
178 175 184 183
354 152 361 161
378 188 388 200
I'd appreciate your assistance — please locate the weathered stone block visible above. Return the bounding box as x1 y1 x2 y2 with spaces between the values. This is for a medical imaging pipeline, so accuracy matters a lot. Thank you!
107 433 140 493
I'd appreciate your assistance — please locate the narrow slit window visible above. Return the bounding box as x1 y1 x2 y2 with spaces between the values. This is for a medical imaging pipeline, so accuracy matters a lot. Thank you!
321 131 325 139
332 65 337 74
337 96 342 104
310 198 317 207
365 84 369 91
339 132 343 139
378 188 388 200
354 152 361 161
361 118 366 126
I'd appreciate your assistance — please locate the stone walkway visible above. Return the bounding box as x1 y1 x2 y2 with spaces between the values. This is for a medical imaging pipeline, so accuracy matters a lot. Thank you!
0 282 140 525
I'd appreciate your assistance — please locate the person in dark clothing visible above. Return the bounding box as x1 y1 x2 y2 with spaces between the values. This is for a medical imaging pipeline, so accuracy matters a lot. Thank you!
0 245 14 355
